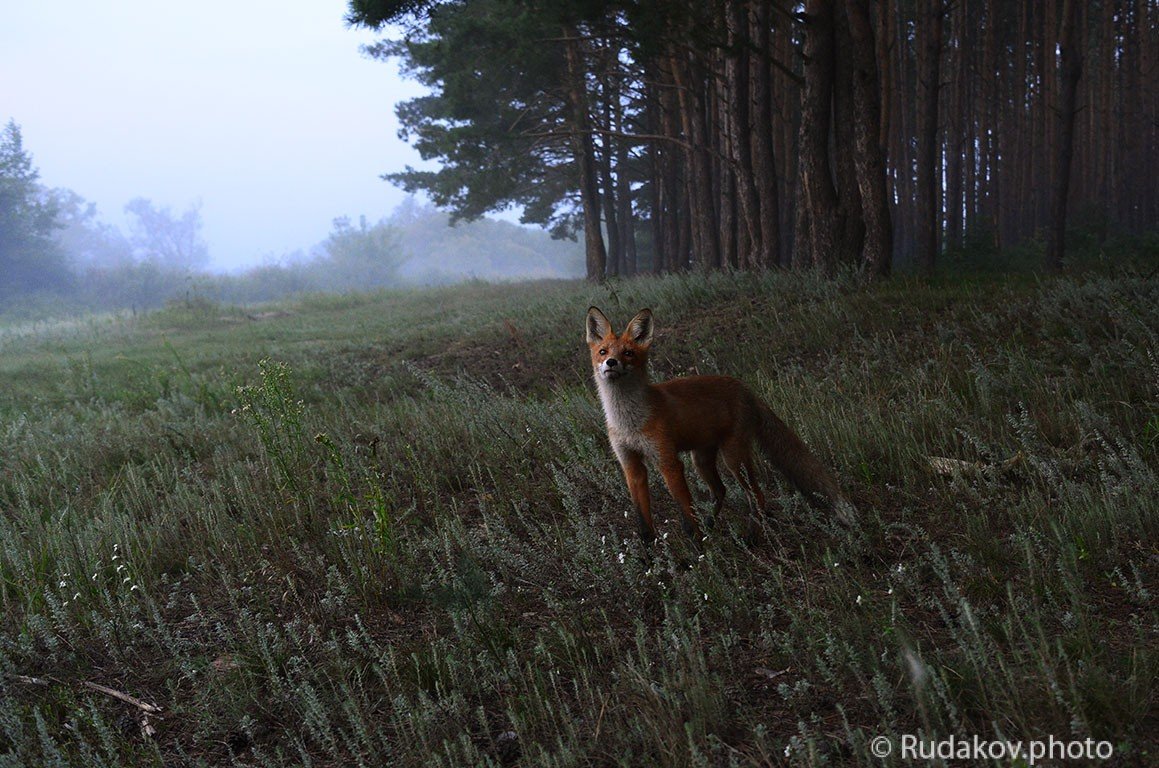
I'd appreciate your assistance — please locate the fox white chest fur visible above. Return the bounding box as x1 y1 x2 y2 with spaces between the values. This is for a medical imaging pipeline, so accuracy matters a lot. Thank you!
594 374 656 460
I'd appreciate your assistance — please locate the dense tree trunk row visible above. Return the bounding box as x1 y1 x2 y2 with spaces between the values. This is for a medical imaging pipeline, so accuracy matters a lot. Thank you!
353 0 1159 280
560 0 1156 279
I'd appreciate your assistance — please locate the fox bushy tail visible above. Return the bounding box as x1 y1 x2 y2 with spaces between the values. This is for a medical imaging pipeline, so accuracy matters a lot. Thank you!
755 403 857 525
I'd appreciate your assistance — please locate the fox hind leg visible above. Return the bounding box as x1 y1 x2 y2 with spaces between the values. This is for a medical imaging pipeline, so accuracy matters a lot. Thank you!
691 447 726 529
722 438 767 512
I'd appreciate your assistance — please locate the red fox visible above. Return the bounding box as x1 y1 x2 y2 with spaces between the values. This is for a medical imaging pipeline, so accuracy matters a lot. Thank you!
586 306 856 541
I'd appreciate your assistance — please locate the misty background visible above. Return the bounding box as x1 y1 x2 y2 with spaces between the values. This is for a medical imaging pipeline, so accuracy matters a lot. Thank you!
0 1 583 320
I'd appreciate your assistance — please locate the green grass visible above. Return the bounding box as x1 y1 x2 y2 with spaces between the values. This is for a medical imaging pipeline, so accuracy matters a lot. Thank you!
0 270 1155 766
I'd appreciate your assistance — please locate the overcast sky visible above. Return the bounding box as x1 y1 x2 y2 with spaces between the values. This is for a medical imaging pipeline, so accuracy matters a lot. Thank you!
1 1 425 270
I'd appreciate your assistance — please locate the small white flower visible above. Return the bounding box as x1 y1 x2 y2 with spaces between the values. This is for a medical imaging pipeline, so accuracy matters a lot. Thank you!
856 595 863 605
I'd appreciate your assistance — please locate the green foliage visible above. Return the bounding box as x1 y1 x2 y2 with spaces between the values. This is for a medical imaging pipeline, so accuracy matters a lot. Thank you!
0 269 1155 765
123 197 209 271
235 359 310 496
320 214 405 288
50 189 134 270
369 0 584 237
0 120 70 299
391 199 583 282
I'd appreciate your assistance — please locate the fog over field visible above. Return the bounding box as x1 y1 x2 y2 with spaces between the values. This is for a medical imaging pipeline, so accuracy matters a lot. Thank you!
1 0 583 321
1 0 420 270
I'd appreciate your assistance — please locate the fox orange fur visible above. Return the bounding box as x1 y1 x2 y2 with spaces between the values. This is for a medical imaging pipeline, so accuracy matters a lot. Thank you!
586 306 855 541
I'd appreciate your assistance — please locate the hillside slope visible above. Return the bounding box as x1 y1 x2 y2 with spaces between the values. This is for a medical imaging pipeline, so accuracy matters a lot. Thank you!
1 271 1155 766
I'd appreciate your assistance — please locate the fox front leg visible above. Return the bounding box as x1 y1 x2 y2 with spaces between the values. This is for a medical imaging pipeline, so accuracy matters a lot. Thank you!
619 450 656 542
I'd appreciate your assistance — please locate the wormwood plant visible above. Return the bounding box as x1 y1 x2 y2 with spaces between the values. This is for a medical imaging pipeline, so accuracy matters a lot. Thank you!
234 357 404 566
234 359 309 496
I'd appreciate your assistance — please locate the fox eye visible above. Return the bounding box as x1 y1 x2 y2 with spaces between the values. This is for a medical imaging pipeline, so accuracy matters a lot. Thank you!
598 348 608 356
624 350 635 358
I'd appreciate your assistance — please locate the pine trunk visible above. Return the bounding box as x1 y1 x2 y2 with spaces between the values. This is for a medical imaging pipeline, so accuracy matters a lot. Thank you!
563 25 607 281
845 0 893 276
916 0 944 272
796 0 840 274
1045 0 1082 271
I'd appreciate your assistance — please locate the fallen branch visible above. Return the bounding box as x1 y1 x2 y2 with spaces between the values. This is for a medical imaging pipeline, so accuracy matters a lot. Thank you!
81 680 163 715
927 452 1023 478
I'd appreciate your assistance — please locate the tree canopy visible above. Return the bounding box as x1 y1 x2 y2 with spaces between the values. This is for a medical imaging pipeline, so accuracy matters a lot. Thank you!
0 120 70 298
124 197 210 271
352 0 1159 280
365 1 587 240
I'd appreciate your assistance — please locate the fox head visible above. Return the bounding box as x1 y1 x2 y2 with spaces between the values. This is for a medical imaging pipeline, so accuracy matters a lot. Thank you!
586 306 653 383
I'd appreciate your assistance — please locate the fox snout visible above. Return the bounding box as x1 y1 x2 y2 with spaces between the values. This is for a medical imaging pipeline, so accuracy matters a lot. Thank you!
597 355 627 380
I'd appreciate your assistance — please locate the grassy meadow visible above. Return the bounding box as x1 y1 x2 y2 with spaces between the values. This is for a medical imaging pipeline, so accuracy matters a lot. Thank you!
0 268 1155 766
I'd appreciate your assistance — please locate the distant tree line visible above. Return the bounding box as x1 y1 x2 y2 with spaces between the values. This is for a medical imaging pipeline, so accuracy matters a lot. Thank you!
349 0 1159 279
0 119 582 320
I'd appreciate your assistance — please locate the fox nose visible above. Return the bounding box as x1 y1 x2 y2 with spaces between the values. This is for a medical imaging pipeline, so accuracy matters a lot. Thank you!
606 358 618 367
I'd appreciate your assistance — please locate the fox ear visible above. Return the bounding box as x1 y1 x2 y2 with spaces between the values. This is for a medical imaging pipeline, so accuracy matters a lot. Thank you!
625 308 653 347
586 306 612 344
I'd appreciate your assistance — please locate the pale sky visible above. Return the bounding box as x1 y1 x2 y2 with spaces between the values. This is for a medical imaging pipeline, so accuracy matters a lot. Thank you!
1 1 425 270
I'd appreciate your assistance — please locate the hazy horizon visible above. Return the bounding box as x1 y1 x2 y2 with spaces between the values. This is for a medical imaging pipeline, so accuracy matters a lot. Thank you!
1 1 428 271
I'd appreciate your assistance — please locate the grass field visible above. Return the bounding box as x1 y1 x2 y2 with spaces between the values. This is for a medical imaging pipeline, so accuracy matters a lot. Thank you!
0 268 1155 766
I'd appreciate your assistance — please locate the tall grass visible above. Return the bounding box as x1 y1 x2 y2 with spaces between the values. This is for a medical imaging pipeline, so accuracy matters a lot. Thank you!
0 270 1155 766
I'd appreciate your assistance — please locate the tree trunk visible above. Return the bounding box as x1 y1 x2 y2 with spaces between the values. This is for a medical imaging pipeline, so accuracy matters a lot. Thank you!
916 0 944 272
716 48 738 270
750 0 780 268
833 3 866 267
613 96 637 275
562 24 607 281
726 0 762 269
671 51 720 270
600 88 621 276
796 0 840 274
845 0 893 276
944 0 965 250
1045 0 1082 271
